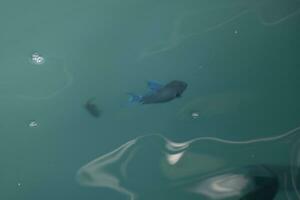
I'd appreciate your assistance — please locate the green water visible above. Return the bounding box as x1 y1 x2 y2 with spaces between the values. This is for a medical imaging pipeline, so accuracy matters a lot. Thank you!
1 0 300 199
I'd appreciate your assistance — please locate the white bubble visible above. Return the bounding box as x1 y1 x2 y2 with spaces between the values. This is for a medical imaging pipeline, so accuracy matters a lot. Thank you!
17 182 21 187
234 30 238 34
191 112 200 119
31 52 45 65
29 121 38 127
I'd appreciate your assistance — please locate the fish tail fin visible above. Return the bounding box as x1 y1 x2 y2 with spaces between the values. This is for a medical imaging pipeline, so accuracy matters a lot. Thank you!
127 93 142 104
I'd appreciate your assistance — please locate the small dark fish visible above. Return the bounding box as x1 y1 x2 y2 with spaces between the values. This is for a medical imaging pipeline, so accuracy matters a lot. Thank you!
127 80 187 104
85 98 101 118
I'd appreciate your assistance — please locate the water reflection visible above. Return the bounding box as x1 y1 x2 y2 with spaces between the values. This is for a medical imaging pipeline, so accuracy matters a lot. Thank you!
177 92 253 120
256 0 300 26
76 126 300 199
0 54 73 100
138 2 249 60
189 165 279 200
139 0 300 60
16 56 73 101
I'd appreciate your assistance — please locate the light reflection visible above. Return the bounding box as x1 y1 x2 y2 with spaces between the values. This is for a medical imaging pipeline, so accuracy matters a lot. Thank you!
166 152 184 165
165 139 189 151
256 0 300 26
138 0 300 61
192 174 250 199
76 125 300 199
76 139 137 200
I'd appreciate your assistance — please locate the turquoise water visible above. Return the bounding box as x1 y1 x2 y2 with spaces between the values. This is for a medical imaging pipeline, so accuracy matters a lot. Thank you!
1 0 300 199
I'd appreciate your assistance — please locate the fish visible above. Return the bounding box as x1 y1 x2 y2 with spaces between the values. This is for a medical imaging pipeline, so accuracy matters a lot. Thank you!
127 80 187 104
84 98 101 118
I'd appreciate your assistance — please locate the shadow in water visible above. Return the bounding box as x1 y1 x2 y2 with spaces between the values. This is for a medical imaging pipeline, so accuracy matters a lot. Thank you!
84 98 101 118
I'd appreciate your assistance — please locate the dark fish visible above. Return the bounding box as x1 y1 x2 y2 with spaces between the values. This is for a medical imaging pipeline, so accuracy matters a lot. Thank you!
127 80 187 104
85 98 101 118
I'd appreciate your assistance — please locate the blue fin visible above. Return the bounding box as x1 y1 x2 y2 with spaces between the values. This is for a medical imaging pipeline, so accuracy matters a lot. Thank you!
147 80 164 92
127 93 142 104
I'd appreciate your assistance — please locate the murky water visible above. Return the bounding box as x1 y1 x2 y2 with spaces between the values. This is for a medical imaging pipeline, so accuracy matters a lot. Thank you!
0 0 300 199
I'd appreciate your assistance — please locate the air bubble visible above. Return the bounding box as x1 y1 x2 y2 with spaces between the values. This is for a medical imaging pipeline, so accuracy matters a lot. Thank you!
31 52 45 65
191 112 200 119
29 121 38 127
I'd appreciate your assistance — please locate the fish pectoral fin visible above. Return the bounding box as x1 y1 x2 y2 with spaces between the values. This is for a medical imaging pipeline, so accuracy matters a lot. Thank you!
147 80 164 92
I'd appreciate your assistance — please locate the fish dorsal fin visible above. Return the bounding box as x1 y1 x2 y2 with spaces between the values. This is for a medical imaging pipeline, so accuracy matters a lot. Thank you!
147 80 164 92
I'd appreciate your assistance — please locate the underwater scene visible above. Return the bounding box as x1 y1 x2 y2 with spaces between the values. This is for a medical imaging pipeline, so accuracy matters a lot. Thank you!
1 0 300 199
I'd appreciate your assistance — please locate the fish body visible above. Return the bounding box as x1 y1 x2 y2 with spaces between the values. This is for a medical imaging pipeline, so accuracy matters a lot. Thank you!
128 80 187 104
